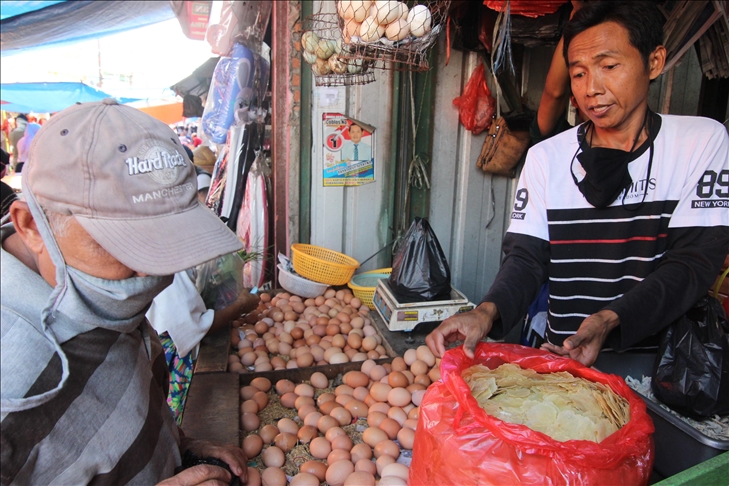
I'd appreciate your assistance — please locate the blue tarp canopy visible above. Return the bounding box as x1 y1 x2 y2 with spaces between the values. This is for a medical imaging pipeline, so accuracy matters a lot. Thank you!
0 1 66 20
1 1 175 54
1 82 140 113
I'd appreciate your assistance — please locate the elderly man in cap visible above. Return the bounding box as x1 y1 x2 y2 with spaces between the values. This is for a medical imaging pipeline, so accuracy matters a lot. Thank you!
1 99 252 485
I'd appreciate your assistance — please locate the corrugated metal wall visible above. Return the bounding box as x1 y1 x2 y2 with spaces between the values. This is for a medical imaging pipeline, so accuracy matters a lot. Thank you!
305 2 707 304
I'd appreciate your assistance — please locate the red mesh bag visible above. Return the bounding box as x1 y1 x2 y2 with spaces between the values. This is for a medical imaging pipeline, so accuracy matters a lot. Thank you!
409 343 655 485
484 0 566 18
452 63 495 135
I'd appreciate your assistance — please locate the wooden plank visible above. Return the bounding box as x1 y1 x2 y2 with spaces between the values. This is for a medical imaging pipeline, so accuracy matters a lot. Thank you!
239 357 393 387
194 326 231 374
181 372 240 447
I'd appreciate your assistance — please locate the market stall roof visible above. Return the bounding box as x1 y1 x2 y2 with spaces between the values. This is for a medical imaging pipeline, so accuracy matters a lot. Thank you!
0 82 140 113
126 99 185 126
0 0 175 54
0 1 66 20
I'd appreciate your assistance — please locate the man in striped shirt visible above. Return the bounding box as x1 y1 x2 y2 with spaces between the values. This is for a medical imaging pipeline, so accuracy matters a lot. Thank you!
1 100 249 484
427 1 729 367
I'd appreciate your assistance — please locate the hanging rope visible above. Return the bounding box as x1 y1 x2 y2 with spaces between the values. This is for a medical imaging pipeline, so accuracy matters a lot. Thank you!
399 70 431 238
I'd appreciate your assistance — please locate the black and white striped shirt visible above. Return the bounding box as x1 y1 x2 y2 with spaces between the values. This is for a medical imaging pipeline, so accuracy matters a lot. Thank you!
485 114 729 349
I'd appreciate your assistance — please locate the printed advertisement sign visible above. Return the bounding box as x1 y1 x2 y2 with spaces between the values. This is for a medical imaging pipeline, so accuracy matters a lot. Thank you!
322 113 375 186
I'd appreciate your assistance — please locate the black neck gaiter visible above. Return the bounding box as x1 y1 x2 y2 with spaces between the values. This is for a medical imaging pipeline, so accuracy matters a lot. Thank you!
575 146 634 208
572 111 656 209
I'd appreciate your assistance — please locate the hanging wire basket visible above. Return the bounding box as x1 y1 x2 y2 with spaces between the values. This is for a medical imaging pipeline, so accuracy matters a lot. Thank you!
335 0 451 71
301 12 378 87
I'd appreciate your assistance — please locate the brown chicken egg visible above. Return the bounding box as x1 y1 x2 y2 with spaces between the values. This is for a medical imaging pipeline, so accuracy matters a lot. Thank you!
299 460 327 481
387 371 408 388
325 426 346 442
327 449 351 464
303 411 323 428
397 427 415 450
247 466 262 486
275 379 296 395
310 371 329 389
262 446 285 467
274 432 298 452
355 458 377 476
349 442 372 462
280 392 298 408
374 440 400 460
331 434 353 451
261 466 286 486
362 426 388 447
344 471 375 486
376 454 396 476
241 412 260 431
297 425 318 444
343 371 369 388
379 418 401 440
326 459 354 486
290 472 320 486
277 418 299 435
309 437 331 459
242 434 263 458
259 424 279 443
330 407 353 426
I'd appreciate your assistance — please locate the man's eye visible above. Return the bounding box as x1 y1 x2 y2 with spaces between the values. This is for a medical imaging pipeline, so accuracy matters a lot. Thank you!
605 64 618 70
573 72 585 79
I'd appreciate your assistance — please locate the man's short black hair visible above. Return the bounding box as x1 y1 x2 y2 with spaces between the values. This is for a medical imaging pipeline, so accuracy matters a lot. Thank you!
349 123 362 131
16 114 28 122
563 1 665 70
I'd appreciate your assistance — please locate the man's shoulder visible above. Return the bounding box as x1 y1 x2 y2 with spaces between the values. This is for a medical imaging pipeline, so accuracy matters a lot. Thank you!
659 114 728 142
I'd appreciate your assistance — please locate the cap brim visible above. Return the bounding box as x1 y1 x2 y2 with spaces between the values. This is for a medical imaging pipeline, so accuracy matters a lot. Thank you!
75 202 243 275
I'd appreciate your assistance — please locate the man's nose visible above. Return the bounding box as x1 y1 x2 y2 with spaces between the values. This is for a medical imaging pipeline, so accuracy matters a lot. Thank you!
586 71 605 96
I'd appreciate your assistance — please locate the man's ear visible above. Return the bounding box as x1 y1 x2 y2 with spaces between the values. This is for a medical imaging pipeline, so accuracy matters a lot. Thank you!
9 200 45 255
648 45 667 81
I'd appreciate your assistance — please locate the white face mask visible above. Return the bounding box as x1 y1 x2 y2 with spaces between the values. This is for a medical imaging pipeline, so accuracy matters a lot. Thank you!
1 187 172 414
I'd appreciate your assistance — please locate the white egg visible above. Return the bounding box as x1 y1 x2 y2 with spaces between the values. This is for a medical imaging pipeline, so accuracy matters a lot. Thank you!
385 18 410 41
375 1 405 25
340 0 373 23
360 15 385 43
407 4 432 37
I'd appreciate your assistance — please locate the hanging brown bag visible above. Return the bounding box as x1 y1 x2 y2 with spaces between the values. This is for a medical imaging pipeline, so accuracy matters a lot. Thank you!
476 116 531 177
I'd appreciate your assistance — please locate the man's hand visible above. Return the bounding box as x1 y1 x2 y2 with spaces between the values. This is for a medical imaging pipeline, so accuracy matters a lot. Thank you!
235 289 260 316
156 464 231 486
426 302 499 359
180 438 247 482
540 309 620 367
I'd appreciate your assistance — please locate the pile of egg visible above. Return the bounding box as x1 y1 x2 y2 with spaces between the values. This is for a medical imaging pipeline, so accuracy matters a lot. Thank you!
239 347 441 486
228 289 390 373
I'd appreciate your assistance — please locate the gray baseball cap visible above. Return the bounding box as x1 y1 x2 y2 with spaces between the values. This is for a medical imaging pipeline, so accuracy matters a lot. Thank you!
23 99 242 275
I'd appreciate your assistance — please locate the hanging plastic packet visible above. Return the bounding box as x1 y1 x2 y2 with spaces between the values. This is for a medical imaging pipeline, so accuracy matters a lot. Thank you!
195 252 246 311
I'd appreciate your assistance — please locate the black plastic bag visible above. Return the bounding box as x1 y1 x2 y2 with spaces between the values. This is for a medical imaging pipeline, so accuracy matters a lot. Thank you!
388 218 451 303
651 295 729 419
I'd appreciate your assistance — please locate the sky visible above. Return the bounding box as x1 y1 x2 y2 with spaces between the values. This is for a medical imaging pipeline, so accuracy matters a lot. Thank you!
0 18 216 100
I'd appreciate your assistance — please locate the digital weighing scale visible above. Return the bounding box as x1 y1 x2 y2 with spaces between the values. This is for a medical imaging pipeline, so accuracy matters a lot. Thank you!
372 280 476 332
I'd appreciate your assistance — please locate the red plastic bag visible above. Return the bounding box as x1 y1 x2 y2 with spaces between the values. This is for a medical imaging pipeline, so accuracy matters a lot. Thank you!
453 63 496 135
484 0 566 18
409 343 655 485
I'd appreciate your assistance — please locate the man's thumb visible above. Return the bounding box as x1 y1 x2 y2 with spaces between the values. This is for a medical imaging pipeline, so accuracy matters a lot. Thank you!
563 333 583 350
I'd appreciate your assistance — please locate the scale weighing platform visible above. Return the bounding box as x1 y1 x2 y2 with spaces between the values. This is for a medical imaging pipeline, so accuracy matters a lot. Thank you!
372 280 476 332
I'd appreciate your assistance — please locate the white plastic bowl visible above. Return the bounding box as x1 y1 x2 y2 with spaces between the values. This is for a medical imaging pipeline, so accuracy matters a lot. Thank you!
277 264 328 298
